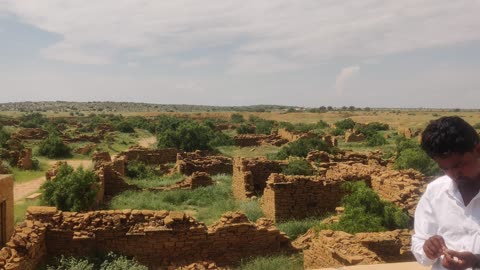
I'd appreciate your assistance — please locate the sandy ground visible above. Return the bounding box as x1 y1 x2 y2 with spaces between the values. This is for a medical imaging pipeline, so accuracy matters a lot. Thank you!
14 159 93 202
138 136 157 148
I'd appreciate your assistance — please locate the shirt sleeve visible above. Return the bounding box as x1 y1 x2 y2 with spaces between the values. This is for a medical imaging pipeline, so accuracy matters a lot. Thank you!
411 192 438 266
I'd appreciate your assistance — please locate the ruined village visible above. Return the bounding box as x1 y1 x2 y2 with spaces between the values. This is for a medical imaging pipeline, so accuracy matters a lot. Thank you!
0 106 473 270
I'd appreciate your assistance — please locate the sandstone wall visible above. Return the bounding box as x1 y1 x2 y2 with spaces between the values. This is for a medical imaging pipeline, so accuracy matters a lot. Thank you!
261 173 363 221
0 207 296 269
233 134 287 147
175 152 232 176
0 175 14 247
232 157 286 199
115 146 179 166
303 229 414 269
12 128 48 140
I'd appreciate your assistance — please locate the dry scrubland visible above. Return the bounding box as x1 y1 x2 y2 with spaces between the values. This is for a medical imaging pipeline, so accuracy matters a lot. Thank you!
0 105 475 270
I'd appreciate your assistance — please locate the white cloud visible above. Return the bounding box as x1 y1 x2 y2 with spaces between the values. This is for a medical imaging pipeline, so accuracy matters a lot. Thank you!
335 65 360 95
2 0 480 72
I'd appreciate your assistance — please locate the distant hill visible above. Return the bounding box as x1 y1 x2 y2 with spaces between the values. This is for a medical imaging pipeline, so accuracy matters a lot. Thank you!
0 101 296 113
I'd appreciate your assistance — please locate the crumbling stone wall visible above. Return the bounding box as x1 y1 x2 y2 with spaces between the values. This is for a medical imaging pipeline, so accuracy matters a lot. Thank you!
345 129 366 142
115 146 179 166
0 175 14 248
4 148 35 170
233 134 287 147
261 173 365 221
45 161 67 181
276 128 315 142
0 208 296 269
96 162 136 198
232 157 287 199
0 160 10 174
12 128 48 140
175 151 232 176
303 229 414 269
148 172 213 191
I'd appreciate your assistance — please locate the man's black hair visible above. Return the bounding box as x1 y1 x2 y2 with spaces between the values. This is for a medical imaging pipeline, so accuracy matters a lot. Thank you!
421 116 479 158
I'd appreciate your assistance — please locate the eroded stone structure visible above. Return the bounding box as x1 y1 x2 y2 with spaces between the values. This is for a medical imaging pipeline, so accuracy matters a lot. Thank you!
345 129 366 142
175 151 233 176
261 173 364 221
148 172 213 191
0 208 296 269
232 157 287 199
233 134 288 147
12 128 48 140
114 146 179 167
303 229 414 269
0 175 14 248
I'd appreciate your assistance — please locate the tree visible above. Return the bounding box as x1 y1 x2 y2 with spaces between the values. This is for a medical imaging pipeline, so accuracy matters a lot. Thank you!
41 164 99 211
37 133 71 158
157 121 216 151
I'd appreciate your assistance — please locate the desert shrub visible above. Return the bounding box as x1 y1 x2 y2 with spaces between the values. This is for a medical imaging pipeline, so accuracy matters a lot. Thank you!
231 113 245 123
330 182 409 234
334 118 356 130
209 131 235 147
126 161 156 179
278 121 296 131
277 217 326 239
365 122 389 131
255 119 275 135
331 127 346 136
37 133 71 158
19 112 49 128
394 148 441 176
115 121 135 133
282 159 313 176
0 126 10 147
394 136 419 156
126 116 154 131
157 121 213 151
41 164 99 212
236 124 256 134
275 138 334 159
365 132 387 147
154 115 185 134
45 252 147 270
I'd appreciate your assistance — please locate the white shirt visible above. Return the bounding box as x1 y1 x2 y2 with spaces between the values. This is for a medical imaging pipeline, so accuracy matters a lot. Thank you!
412 175 480 270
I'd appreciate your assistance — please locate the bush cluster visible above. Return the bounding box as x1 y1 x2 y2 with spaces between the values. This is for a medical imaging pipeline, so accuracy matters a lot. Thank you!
45 252 147 270
274 137 335 160
393 137 441 176
41 164 99 211
19 112 49 128
282 159 314 176
330 182 410 234
37 133 71 158
0 126 10 147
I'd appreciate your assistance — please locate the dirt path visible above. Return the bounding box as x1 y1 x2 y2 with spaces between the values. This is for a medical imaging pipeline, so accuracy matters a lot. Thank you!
138 136 157 148
14 159 93 202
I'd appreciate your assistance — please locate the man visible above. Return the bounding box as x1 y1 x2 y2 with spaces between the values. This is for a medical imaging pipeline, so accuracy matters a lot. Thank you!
412 116 480 270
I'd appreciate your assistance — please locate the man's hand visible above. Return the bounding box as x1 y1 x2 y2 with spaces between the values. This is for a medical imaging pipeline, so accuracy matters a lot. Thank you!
441 249 479 270
423 235 447 259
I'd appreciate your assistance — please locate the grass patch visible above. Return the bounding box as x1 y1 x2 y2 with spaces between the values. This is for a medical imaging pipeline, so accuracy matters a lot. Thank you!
109 174 264 225
277 216 329 240
125 173 184 189
11 158 48 183
237 254 303 270
217 145 281 158
15 199 41 224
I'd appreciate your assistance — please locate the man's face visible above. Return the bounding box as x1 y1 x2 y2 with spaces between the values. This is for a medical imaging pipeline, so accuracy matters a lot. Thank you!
434 146 480 186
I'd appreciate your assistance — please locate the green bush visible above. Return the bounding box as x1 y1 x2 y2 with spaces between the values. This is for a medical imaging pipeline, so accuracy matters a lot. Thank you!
334 118 356 130
236 124 256 134
277 217 326 239
37 133 71 158
126 161 156 179
45 252 147 270
365 132 387 147
331 127 346 136
0 126 10 147
157 121 213 151
231 113 245 123
394 148 441 176
255 120 274 135
275 138 334 159
115 121 135 133
41 164 99 212
209 131 235 147
238 254 303 270
282 159 313 176
19 112 49 128
330 182 409 234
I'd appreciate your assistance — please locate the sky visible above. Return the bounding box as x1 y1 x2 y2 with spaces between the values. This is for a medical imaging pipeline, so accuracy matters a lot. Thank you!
1 1 480 108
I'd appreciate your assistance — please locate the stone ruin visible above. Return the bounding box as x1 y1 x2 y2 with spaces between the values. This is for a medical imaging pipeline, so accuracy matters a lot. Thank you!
148 172 214 192
233 134 288 147
174 151 233 176
261 173 365 221
1 148 35 170
234 152 425 221
45 161 67 181
232 157 288 200
62 133 104 143
303 229 414 269
397 127 422 139
345 129 366 142
113 146 179 170
11 128 48 140
0 175 14 248
73 143 97 155
0 160 10 174
277 128 338 147
0 208 296 270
